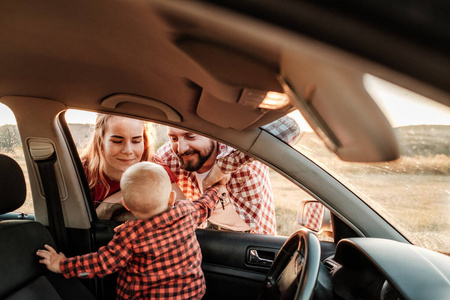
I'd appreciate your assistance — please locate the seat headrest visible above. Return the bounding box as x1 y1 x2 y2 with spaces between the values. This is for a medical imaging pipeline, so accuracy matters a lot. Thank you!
0 154 26 214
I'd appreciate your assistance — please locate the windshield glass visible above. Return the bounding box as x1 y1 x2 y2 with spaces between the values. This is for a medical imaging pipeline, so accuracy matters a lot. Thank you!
271 75 450 255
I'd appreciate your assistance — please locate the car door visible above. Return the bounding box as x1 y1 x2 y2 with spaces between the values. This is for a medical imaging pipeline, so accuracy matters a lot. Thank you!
196 230 286 300
91 221 286 300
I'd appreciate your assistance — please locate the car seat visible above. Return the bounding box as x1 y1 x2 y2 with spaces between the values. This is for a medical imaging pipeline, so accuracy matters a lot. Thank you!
0 154 96 300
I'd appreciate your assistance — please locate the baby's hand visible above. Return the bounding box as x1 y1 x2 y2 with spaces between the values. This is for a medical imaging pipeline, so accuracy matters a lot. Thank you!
36 244 65 274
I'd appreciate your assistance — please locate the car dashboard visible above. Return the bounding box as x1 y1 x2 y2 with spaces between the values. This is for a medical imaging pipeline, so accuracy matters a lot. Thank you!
321 237 450 300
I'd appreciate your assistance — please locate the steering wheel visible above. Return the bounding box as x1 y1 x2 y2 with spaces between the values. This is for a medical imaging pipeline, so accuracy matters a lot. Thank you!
258 229 321 300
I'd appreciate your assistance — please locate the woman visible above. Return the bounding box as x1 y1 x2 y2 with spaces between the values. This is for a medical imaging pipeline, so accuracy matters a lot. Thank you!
81 114 183 220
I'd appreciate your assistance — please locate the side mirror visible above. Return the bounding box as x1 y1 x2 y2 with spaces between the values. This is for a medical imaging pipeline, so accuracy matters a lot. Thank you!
297 200 332 236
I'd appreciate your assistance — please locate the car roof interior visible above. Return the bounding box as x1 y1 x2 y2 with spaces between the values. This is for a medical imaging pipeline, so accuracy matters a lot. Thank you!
1 0 449 163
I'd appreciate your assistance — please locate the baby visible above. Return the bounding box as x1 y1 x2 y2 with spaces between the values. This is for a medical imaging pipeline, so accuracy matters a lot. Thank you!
37 162 226 299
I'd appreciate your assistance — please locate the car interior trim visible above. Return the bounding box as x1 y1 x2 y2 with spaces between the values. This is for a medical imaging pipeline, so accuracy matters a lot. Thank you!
101 94 182 122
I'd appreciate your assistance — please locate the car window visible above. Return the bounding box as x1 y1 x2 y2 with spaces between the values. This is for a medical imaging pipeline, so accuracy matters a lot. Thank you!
269 169 318 237
0 103 33 214
265 76 450 255
65 110 323 238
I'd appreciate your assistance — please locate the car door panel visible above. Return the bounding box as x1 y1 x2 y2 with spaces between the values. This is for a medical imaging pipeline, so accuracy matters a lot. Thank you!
91 221 337 300
196 229 287 300
91 222 285 299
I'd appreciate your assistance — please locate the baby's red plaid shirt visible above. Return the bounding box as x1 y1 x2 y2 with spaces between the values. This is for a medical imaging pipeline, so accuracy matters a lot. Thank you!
60 187 221 299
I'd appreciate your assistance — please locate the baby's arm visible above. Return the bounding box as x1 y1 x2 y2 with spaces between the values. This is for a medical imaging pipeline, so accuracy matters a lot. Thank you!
37 229 132 279
193 184 227 224
36 244 65 274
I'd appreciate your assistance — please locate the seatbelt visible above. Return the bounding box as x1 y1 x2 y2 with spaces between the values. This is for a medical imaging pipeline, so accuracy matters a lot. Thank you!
33 152 69 252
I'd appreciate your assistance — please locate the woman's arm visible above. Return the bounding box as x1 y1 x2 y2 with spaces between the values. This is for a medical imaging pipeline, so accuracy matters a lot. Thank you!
95 192 124 220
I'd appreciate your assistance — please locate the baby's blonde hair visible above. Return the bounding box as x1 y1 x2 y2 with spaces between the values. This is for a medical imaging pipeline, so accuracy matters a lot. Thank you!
120 162 172 219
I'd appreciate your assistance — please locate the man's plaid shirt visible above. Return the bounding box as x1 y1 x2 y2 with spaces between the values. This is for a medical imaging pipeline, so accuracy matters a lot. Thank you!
156 116 300 235
157 143 277 235
60 187 221 300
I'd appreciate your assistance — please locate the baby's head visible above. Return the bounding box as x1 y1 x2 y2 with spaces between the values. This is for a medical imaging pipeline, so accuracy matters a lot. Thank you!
120 162 175 219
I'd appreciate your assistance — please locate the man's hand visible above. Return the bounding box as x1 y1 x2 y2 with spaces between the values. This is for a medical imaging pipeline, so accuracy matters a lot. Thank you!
36 244 65 274
203 163 230 189
204 164 230 210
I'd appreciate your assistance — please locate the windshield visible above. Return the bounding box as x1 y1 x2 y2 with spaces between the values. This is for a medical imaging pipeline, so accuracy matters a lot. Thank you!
274 75 450 255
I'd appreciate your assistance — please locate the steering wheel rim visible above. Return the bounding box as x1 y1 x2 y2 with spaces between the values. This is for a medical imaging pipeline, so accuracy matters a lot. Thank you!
258 229 321 300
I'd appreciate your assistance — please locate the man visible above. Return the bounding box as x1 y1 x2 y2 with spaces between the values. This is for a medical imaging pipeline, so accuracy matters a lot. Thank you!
156 116 300 235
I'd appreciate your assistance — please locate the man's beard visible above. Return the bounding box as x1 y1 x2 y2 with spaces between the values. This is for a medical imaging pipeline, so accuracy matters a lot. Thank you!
177 141 216 172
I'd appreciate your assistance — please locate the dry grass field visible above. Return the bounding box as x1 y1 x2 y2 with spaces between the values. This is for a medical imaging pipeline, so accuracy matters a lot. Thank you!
294 125 450 254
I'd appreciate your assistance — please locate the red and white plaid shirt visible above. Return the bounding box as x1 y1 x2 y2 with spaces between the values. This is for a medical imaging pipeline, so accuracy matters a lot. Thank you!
157 143 277 235
60 187 221 300
156 115 300 235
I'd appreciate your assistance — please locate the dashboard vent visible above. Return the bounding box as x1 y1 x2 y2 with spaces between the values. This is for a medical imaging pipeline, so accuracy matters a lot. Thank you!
323 257 341 275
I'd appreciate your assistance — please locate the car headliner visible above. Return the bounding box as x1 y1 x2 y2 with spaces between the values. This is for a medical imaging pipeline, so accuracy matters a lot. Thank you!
0 0 448 162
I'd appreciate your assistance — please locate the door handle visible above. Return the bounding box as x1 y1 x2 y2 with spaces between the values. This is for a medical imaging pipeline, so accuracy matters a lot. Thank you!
248 249 274 266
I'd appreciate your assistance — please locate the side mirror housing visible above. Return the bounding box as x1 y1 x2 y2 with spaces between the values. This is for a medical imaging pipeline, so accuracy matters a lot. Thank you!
297 200 333 237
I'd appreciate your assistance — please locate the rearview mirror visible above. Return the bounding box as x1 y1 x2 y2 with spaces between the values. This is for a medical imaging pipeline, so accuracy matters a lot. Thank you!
297 200 332 236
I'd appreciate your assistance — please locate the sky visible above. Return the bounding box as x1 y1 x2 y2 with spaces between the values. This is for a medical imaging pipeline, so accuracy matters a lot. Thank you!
0 106 98 125
1 76 449 127
363 75 450 127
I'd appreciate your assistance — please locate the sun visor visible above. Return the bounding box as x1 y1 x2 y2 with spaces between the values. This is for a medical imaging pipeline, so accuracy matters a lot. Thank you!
281 52 399 162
